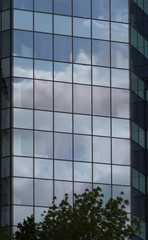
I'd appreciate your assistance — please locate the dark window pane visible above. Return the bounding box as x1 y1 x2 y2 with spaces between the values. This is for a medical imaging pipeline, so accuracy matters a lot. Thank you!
2 0 10 10
2 78 10 109
73 0 90 18
73 38 91 64
54 35 72 62
54 0 72 15
2 31 10 58
13 0 33 10
92 0 109 20
34 0 52 13
35 33 52 60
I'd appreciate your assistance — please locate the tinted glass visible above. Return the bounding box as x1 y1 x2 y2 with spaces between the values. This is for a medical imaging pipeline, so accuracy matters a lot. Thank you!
55 181 72 205
54 0 72 15
35 131 53 158
35 33 52 60
93 164 111 184
35 111 53 131
35 60 52 80
54 35 72 62
73 64 91 84
92 40 110 66
35 180 53 206
54 133 72 160
111 0 129 23
54 15 72 35
93 66 110 87
13 10 33 30
73 38 91 64
74 135 92 162
2 11 10 31
13 206 33 226
92 20 109 40
111 42 129 69
2 31 10 58
73 0 90 18
112 166 130 185
93 136 111 163
73 18 91 38
13 57 33 78
55 161 72 180
74 162 92 182
34 0 52 13
35 159 53 179
111 22 129 42
112 89 129 118
93 87 110 116
111 69 129 89
34 13 52 33
112 138 130 165
13 0 33 10
92 0 109 20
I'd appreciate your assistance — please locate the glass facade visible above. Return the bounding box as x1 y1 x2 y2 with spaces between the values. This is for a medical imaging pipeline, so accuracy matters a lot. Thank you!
0 0 147 239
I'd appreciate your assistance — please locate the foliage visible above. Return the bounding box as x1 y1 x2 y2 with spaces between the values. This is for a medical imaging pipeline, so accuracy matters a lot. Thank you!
13 187 141 240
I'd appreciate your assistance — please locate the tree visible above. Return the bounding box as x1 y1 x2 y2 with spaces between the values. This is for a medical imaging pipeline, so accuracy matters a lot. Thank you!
13 187 141 240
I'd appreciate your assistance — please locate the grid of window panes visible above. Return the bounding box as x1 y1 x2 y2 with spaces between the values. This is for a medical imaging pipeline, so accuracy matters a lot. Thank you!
11 0 131 228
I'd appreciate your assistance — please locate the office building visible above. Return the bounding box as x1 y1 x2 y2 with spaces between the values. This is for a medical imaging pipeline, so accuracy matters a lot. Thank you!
0 0 147 239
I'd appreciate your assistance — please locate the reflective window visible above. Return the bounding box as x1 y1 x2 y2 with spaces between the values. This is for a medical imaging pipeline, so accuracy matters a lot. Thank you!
13 178 33 205
13 0 33 10
2 11 10 31
54 82 72 112
54 113 72 133
73 64 91 84
35 180 53 206
74 85 91 114
73 38 91 64
1 109 10 130
13 10 33 30
55 161 72 180
1 206 10 227
13 157 33 177
111 42 129 69
1 178 10 205
73 18 91 38
54 181 72 205
93 86 110 116
112 138 130 165
73 0 90 18
112 119 130 138
35 159 53 179
92 40 110 66
93 116 110 136
111 22 129 42
92 0 109 20
54 0 72 15
13 109 33 129
74 114 91 134
93 137 111 163
35 80 53 110
54 133 72 160
34 0 52 13
93 164 111 184
74 135 92 162
112 185 130 212
74 182 92 195
74 162 92 182
2 31 10 58
35 60 52 80
13 129 33 156
111 69 129 89
54 62 72 82
35 131 53 158
1 158 10 178
92 20 109 40
1 58 10 78
1 130 10 157
13 206 33 226
54 35 72 62
2 79 10 109
2 0 10 10
34 13 52 33
94 184 111 205
112 166 130 185
13 57 33 78
111 0 129 23
112 89 129 118
54 15 72 35
13 30 33 58
93 66 110 87
35 111 53 131
35 33 52 60
13 78 33 108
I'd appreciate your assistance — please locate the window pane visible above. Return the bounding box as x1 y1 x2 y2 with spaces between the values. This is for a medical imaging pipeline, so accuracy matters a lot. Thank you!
93 116 110 137
93 87 110 116
111 0 129 23
73 18 91 38
74 162 92 182
111 22 129 42
55 161 72 181
54 0 72 15
112 185 130 212
13 30 33 58
112 89 130 118
35 33 52 60
34 60 52 80
92 40 110 66
35 111 53 131
54 62 72 82
54 15 72 35
93 136 111 163
2 31 10 58
13 78 33 108
54 113 72 133
35 180 53 206
111 69 129 89
92 0 109 20
111 42 129 69
13 10 33 30
13 129 33 156
74 114 91 134
13 157 33 177
74 135 92 162
54 133 72 160
73 0 90 18
54 35 72 62
34 0 52 13
13 0 33 10
54 82 72 112
93 164 111 184
13 206 33 226
112 138 130 165
112 119 130 138
35 131 53 158
92 20 109 40
13 109 33 129
34 13 52 33
73 38 91 64
112 166 130 185
73 64 91 84
1 58 10 78
35 159 53 179
13 57 33 78
93 66 110 87
54 181 72 205
35 80 53 110
2 11 10 31
74 85 91 114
